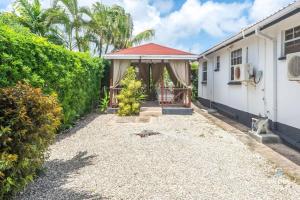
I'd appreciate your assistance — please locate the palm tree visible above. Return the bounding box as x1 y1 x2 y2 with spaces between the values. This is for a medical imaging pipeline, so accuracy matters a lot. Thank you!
52 0 85 51
106 5 155 51
13 0 64 45
81 2 109 56
84 2 155 56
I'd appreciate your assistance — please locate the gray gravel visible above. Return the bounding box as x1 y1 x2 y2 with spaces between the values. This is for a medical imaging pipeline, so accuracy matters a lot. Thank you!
17 112 300 200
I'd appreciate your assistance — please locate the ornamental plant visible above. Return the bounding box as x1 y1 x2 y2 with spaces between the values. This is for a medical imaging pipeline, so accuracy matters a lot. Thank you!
0 24 105 127
117 67 145 116
0 83 62 199
99 86 110 112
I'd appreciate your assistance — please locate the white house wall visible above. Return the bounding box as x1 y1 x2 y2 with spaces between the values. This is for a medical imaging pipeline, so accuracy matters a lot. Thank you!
198 36 266 117
275 14 300 129
198 12 300 133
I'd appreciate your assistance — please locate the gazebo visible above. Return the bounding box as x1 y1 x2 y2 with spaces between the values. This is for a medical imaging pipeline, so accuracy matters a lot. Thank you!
104 43 198 113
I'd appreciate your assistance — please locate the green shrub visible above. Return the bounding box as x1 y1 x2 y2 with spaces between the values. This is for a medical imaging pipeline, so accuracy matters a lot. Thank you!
117 67 145 116
0 24 104 126
0 83 62 199
190 62 199 100
99 86 110 112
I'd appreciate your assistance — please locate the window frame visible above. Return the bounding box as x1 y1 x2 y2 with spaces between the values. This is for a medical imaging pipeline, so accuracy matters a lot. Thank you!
231 48 242 66
230 48 242 81
202 61 208 83
215 56 220 71
284 25 300 55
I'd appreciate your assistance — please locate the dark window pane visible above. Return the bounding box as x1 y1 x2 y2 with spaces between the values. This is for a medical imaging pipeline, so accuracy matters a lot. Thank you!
216 56 220 70
238 57 242 64
285 39 300 55
203 72 207 81
285 29 294 40
238 49 242 57
231 67 234 80
295 26 300 38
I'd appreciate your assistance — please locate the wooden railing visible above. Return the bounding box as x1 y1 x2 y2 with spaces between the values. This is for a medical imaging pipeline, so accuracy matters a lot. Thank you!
158 87 191 107
109 87 122 108
110 87 191 108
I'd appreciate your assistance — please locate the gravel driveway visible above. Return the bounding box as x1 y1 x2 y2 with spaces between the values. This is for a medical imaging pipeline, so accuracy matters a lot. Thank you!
17 112 300 200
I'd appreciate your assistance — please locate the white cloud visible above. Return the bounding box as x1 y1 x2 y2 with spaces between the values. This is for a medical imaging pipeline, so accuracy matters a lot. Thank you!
151 0 174 14
5 0 297 53
153 0 250 52
249 0 295 21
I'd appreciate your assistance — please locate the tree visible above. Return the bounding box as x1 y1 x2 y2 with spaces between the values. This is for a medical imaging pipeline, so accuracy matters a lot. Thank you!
52 0 85 51
13 0 63 45
81 2 109 56
83 2 155 56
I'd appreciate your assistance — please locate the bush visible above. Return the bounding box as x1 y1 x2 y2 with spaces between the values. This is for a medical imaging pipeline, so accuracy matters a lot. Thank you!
117 67 145 116
190 62 199 100
99 86 110 112
0 83 62 199
0 24 104 126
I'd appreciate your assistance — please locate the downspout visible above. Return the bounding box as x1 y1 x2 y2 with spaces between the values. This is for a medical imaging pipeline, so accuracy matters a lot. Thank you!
202 56 212 108
255 27 278 128
242 28 250 115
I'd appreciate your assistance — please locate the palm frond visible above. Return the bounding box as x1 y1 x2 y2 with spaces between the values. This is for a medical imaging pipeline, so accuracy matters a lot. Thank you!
131 29 155 47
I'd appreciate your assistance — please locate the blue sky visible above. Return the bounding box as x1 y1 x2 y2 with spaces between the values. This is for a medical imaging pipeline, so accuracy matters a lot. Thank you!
0 0 296 53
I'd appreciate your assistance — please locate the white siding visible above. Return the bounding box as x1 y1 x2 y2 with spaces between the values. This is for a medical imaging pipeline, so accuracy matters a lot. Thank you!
198 12 300 130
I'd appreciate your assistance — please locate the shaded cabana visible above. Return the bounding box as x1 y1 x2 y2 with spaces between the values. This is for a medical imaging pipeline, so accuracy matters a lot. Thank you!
104 43 198 109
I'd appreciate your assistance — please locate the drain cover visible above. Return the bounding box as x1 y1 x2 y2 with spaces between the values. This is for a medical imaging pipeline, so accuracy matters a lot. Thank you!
136 130 160 138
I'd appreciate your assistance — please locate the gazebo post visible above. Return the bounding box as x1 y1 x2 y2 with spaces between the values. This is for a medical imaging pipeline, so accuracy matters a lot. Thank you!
188 61 192 108
109 60 114 107
161 60 164 107
138 58 141 79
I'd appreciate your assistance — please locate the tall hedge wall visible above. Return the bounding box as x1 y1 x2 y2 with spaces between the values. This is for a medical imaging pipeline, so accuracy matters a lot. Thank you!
0 25 104 126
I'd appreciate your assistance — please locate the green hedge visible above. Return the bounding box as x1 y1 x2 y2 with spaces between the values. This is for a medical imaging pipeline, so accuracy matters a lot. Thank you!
0 24 104 126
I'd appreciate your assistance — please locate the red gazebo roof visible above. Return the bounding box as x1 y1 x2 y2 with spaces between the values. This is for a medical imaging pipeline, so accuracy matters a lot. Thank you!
104 43 198 60
109 43 194 55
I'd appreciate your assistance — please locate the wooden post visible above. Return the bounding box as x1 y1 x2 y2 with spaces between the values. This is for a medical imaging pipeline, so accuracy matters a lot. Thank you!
109 60 114 107
187 61 192 108
161 60 164 107
148 63 151 98
138 58 141 79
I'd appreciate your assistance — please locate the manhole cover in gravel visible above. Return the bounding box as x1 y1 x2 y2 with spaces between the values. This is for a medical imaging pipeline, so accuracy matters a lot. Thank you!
136 130 161 138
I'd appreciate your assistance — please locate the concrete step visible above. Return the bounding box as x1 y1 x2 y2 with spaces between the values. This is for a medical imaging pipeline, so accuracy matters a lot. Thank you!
248 131 281 144
140 107 162 117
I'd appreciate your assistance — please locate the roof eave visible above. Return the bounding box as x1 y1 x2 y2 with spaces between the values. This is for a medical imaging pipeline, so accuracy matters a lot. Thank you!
199 2 300 58
104 54 199 60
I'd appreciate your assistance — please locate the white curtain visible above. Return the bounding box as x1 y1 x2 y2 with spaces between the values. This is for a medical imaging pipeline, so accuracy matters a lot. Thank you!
168 60 190 87
113 60 131 87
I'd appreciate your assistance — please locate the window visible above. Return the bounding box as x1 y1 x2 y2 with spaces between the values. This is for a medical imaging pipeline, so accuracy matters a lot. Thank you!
231 48 242 65
215 56 220 71
202 62 207 83
284 25 300 55
230 49 242 81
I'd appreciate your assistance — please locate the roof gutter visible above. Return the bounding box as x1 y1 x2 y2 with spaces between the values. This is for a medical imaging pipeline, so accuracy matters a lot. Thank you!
199 3 300 58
